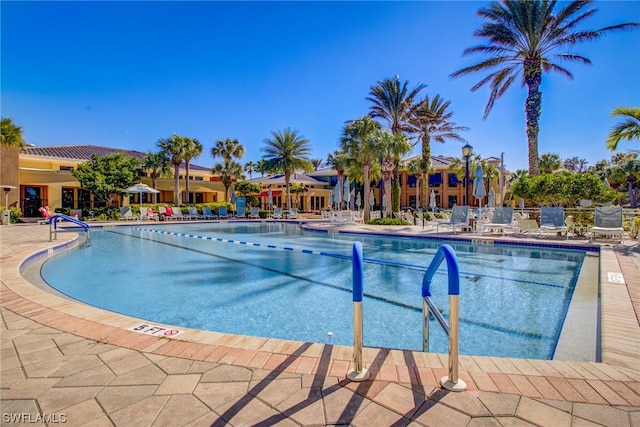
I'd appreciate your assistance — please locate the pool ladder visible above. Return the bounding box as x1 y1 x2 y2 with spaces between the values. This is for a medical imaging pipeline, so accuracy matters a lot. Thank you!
348 242 466 391
49 214 91 246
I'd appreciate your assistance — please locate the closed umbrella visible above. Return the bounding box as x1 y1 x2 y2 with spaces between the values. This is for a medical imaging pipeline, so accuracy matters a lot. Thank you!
473 165 486 207
369 189 375 208
231 188 236 204
488 187 496 207
429 190 436 210
519 198 525 210
334 182 341 207
343 177 351 205
267 187 272 209
356 192 361 209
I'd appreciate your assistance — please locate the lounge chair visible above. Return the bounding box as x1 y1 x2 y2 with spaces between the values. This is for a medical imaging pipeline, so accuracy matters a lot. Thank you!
370 210 381 220
539 206 569 239
235 204 246 219
170 207 188 220
139 206 158 221
202 206 214 219
273 207 283 219
119 206 135 221
188 207 204 220
436 205 470 234
590 206 624 243
516 218 540 236
289 208 298 219
353 210 364 224
341 210 353 224
218 206 229 220
248 207 260 219
481 207 516 236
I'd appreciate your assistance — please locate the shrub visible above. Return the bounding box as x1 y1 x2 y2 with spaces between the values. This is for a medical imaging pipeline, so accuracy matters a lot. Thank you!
365 218 410 226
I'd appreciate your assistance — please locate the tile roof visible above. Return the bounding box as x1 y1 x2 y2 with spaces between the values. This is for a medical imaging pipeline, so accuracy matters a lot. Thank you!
22 144 210 172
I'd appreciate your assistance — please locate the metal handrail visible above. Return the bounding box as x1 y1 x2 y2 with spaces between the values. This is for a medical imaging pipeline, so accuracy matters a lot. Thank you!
422 244 466 391
49 214 91 245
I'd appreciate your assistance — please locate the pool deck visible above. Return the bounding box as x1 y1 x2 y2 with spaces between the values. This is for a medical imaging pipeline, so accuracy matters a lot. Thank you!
1 220 639 426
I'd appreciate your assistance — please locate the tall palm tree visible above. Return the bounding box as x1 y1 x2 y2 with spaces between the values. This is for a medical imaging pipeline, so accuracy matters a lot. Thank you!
261 128 313 210
212 137 244 162
182 137 203 204
142 152 170 203
256 159 269 177
212 159 245 202
450 0 638 176
411 95 468 210
340 116 382 221
157 133 188 206
1 117 27 150
379 131 412 218
326 150 348 208
244 161 258 179
367 76 426 135
607 106 640 151
211 138 245 202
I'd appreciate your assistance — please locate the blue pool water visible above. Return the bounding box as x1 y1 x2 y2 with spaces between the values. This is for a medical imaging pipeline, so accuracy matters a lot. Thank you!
39 222 585 359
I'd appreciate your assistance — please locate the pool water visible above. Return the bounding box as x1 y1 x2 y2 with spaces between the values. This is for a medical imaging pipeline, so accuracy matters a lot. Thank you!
39 222 585 359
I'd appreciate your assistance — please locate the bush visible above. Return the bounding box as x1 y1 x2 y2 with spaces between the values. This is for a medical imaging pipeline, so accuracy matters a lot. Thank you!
365 218 410 226
1 206 23 223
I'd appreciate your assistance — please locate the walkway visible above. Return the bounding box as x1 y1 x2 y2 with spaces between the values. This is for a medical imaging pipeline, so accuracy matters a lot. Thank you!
1 222 639 426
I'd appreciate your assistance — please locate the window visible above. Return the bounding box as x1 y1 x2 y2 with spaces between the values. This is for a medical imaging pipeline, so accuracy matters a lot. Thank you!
407 175 417 188
429 173 442 187
448 173 460 188
59 166 74 171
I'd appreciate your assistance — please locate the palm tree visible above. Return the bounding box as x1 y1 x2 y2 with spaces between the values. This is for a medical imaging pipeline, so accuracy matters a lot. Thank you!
182 137 203 204
539 153 562 174
326 150 348 208
261 128 313 210
211 138 245 201
340 116 382 221
212 137 244 163
142 152 170 203
411 95 468 210
256 159 269 177
367 76 426 135
405 157 423 210
1 117 27 150
157 133 188 205
311 158 324 171
212 159 245 202
607 106 640 151
379 131 412 218
244 161 258 179
450 0 638 176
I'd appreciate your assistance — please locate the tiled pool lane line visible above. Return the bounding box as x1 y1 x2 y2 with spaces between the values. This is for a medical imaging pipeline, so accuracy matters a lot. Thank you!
2 223 640 426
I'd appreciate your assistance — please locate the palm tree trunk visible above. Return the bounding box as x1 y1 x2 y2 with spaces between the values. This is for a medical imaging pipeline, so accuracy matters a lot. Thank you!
363 165 371 221
421 135 431 211
173 164 180 206
524 61 542 176
185 162 190 204
285 172 291 210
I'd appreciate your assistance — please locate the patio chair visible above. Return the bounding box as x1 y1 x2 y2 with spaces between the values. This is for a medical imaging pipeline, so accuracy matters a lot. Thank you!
201 206 214 219
248 207 260 219
516 217 540 236
272 206 283 219
539 206 569 239
341 210 353 224
481 207 516 236
436 205 470 234
590 206 624 243
119 206 135 221
170 207 188 220
218 206 229 220
289 208 298 219
139 206 158 221
188 207 204 220
235 204 246 219
353 210 364 224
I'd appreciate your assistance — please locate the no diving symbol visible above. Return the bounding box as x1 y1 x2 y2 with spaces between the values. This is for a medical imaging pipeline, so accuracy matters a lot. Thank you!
164 329 181 337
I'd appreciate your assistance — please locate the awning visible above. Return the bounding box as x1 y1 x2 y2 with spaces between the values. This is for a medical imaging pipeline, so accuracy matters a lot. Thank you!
448 173 460 184
429 173 442 185
258 190 282 197
407 175 417 185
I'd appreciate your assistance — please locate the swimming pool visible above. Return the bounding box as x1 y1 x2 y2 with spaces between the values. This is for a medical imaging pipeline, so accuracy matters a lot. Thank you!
38 222 586 359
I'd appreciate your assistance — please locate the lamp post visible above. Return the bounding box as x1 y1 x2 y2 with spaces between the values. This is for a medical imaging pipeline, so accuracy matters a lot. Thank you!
461 144 473 205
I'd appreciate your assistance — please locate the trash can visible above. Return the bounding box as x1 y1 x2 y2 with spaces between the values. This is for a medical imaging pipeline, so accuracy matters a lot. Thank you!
1 210 10 225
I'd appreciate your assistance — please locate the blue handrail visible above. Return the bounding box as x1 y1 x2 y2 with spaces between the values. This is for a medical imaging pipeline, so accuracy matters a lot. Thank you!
49 214 91 245
421 244 466 391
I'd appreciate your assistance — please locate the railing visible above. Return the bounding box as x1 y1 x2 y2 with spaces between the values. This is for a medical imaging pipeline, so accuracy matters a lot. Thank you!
49 214 91 246
422 244 466 391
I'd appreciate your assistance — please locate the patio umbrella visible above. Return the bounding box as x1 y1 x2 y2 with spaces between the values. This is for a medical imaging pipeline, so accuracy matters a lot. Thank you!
334 182 341 207
519 198 525 210
369 189 375 208
356 192 361 209
343 177 351 205
267 188 272 209
473 165 486 209
429 190 436 210
488 187 496 207
122 183 160 208
231 188 236 204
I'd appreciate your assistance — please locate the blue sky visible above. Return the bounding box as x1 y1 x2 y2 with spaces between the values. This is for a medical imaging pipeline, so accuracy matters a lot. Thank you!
2 1 639 173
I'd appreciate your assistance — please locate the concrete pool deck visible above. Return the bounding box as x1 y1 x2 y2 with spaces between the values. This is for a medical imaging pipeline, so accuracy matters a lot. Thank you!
1 221 639 426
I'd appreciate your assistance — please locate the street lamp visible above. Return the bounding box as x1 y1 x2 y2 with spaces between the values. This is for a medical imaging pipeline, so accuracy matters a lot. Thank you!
461 144 473 205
